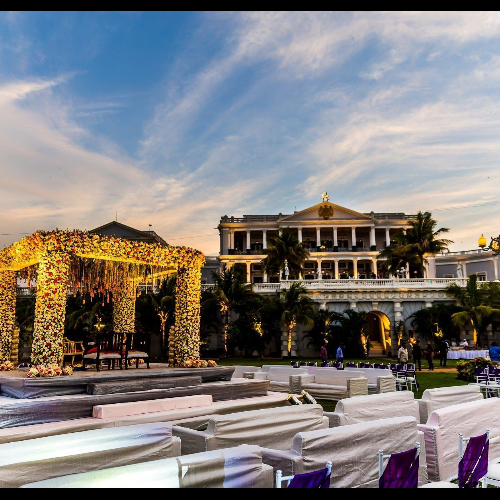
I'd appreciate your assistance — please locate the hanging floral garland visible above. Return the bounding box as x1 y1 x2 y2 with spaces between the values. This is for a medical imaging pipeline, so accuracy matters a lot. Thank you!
0 271 16 363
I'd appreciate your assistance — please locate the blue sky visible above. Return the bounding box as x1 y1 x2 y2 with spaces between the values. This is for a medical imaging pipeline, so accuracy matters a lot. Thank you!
2 11 500 254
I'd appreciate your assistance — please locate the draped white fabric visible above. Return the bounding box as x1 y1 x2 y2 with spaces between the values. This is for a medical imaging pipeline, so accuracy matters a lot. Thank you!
447 350 488 359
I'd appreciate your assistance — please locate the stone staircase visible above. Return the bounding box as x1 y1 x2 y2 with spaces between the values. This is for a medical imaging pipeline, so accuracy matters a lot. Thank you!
368 340 385 358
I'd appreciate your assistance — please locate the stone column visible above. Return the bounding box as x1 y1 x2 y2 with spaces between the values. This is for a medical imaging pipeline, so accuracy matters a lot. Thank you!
297 227 302 243
32 252 70 366
317 260 322 280
370 227 376 250
386 228 391 247
229 230 234 250
494 258 499 281
263 272 268 283
246 262 251 283
353 258 359 279
334 260 339 279
316 227 321 247
351 227 357 250
461 261 467 279
174 265 202 365
372 259 378 277
333 227 338 248
246 230 251 251
406 263 410 279
0 271 16 363
263 230 267 249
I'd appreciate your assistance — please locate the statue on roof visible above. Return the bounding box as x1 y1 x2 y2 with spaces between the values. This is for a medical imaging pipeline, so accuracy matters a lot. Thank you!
322 192 330 202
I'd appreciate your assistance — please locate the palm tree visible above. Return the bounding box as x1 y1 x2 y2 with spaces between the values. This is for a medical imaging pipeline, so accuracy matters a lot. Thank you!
446 274 500 347
410 302 461 343
261 227 310 279
379 212 453 278
204 266 255 354
330 309 368 358
278 283 314 356
305 308 337 351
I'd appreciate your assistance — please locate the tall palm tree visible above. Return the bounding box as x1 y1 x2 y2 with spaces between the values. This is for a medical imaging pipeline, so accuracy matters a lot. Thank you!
278 283 314 356
204 266 255 354
379 212 453 278
262 227 310 279
304 308 337 353
330 309 368 358
446 274 500 346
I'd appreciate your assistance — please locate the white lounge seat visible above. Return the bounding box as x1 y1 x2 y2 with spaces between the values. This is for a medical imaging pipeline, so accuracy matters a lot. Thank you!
231 366 261 379
345 367 396 394
295 368 368 401
418 398 500 482
325 391 420 427
0 423 181 488
172 404 329 455
262 416 428 487
244 367 308 393
21 445 273 488
417 385 483 424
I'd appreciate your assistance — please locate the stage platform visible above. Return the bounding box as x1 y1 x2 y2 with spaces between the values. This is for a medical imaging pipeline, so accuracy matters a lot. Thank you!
0 364 234 399
0 379 270 428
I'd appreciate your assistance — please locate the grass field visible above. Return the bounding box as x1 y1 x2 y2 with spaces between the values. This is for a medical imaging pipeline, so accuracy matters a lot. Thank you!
217 357 469 412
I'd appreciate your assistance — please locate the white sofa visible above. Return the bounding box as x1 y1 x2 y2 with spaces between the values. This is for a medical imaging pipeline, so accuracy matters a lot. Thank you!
22 445 273 489
417 385 483 425
326 391 420 427
244 367 308 393
295 368 368 401
418 398 500 482
0 423 181 488
262 416 427 487
172 404 329 455
231 366 261 379
345 367 396 394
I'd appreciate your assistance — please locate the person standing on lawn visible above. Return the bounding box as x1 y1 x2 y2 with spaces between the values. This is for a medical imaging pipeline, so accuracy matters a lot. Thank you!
320 343 328 367
398 342 409 366
439 339 449 368
425 343 435 371
336 343 345 366
489 342 500 366
412 340 422 371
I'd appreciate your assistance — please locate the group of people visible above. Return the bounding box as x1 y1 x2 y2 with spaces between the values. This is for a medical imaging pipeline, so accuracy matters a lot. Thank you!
398 339 451 371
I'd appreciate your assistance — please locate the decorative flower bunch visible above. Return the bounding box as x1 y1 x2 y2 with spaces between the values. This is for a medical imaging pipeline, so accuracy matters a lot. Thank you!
62 366 73 376
180 357 217 368
27 364 63 378
0 361 15 371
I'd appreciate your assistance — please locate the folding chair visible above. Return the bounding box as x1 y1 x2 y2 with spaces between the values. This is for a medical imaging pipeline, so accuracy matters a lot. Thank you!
346 362 358 368
276 462 332 488
379 442 420 488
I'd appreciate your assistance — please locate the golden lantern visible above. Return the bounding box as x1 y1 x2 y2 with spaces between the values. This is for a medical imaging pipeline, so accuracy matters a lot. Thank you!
478 234 487 248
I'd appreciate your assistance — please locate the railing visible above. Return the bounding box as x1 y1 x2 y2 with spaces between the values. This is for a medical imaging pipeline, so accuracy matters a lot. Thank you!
251 278 470 293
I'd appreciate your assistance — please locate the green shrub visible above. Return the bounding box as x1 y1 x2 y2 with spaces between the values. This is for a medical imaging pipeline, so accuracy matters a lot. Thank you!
457 357 492 382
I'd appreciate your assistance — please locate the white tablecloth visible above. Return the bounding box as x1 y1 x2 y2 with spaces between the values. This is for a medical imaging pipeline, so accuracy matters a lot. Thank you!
447 350 489 360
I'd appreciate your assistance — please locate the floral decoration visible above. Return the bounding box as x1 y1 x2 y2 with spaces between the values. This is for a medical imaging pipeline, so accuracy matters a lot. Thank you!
0 361 15 371
0 271 16 362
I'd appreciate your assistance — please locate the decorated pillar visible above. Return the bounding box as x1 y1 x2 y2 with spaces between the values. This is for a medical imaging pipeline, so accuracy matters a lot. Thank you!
113 275 136 334
174 265 202 365
0 271 17 362
32 252 70 366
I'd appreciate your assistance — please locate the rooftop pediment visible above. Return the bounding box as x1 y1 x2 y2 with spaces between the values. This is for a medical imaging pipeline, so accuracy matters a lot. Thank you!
281 202 373 222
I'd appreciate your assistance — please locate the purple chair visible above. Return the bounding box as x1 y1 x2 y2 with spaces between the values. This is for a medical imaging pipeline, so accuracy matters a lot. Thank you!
332 362 344 370
459 432 489 488
346 362 358 368
276 462 332 488
379 443 420 488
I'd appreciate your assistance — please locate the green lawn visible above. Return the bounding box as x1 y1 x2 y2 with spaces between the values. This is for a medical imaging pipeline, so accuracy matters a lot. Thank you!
217 357 469 412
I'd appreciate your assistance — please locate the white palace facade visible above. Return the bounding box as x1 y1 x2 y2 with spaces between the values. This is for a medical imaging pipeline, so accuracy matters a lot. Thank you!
202 197 500 357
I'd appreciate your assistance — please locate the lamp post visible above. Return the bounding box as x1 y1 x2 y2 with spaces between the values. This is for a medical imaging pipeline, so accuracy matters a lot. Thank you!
478 234 500 255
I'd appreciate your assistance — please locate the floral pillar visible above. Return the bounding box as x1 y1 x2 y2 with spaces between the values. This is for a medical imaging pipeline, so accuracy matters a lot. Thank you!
113 278 136 334
0 271 17 362
174 265 201 365
32 252 70 366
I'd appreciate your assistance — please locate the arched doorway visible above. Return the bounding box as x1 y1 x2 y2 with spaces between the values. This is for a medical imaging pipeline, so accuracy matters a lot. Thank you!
365 311 391 356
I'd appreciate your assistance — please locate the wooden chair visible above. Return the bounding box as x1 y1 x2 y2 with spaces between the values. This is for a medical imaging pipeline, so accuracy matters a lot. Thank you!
83 332 124 372
124 332 151 369
62 338 84 367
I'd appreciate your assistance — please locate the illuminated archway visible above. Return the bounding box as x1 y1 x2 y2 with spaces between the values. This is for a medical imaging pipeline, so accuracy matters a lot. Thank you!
366 311 391 354
0 230 204 367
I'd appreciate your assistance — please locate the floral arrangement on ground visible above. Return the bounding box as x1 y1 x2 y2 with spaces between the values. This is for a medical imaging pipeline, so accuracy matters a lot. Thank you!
457 357 492 382
180 357 217 368
27 364 73 378
0 361 15 371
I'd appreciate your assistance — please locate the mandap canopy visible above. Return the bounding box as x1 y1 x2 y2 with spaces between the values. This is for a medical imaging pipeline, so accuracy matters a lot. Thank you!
0 230 205 367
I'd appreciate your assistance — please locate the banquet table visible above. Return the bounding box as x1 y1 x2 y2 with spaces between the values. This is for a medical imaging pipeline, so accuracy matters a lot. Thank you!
447 350 489 360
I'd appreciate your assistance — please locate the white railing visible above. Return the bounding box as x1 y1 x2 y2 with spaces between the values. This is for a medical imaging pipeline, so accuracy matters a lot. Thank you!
251 278 470 293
